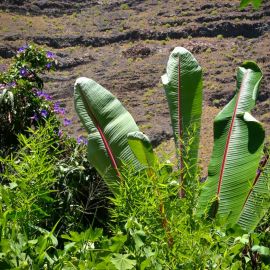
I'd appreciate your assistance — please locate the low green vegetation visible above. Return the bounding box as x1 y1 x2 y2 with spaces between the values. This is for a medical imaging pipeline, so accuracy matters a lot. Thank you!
240 0 263 9
0 43 269 269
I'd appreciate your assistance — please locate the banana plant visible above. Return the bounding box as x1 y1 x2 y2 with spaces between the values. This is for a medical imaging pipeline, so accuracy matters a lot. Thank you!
74 49 269 231
196 62 266 228
161 47 202 197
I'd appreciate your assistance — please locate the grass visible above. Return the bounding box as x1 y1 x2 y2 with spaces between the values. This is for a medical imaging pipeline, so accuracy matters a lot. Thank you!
120 3 129 10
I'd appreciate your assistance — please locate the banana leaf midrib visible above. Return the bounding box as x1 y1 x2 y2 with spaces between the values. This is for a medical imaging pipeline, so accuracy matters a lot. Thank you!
217 70 250 197
78 87 121 178
177 57 184 183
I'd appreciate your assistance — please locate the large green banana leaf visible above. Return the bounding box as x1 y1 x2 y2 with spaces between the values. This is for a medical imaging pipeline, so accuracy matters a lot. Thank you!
197 62 264 225
237 155 270 231
74 77 141 194
161 47 203 194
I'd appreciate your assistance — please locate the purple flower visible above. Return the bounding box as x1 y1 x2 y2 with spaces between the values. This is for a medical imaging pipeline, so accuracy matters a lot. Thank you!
77 135 88 145
46 51 54 59
45 94 52 100
19 67 28 77
54 102 65 115
63 118 72 126
0 83 6 89
36 90 52 101
46 62 52 69
40 109 48 118
17 45 28 53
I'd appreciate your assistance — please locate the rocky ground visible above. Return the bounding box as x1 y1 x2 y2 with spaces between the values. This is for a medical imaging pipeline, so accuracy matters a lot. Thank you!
0 0 269 173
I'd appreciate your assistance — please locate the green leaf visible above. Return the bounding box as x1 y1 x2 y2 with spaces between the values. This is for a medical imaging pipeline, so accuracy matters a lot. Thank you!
127 131 156 167
61 231 80 242
111 254 136 270
84 227 103 242
28 239 38 245
74 77 142 194
9 182 18 189
251 245 270 256
240 0 252 8
161 47 202 192
240 0 263 9
109 234 127 252
237 156 270 231
197 62 264 226
63 242 76 252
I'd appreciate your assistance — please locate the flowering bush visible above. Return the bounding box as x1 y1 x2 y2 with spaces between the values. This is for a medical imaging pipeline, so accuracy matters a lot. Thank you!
0 44 107 239
0 44 58 155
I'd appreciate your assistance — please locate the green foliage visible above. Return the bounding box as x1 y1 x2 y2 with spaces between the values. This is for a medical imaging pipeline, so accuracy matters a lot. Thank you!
127 131 157 168
0 45 113 268
0 121 58 232
72 46 269 268
0 118 106 232
0 118 113 268
109 165 270 268
52 136 111 234
238 151 270 231
0 44 109 234
111 254 136 270
0 44 57 155
0 158 269 268
240 0 263 9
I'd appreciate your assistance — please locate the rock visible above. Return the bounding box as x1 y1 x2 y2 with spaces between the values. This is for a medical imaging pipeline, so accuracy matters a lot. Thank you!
150 130 172 148
56 54 94 70
123 44 155 58
0 45 16 58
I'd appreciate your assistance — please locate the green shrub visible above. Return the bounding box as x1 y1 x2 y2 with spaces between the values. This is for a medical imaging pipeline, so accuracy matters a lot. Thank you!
0 44 109 235
108 162 269 269
0 44 57 155
120 3 129 10
0 120 59 234
0 45 112 268
52 136 112 235
240 0 263 9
